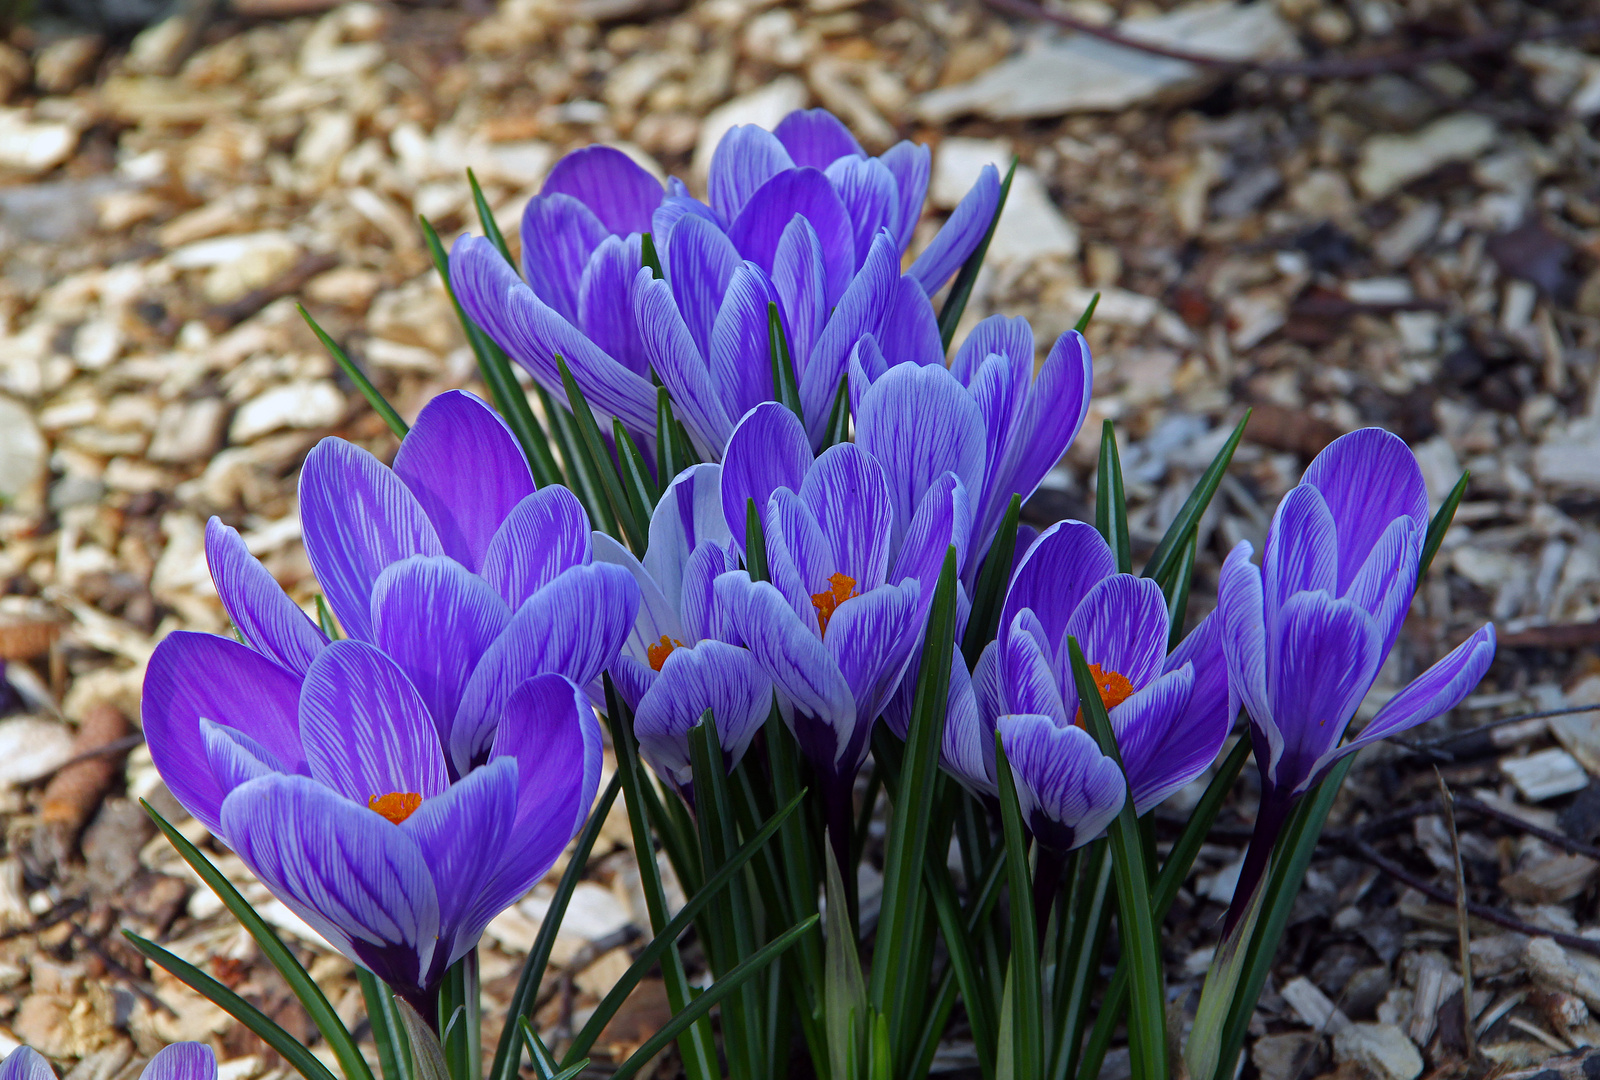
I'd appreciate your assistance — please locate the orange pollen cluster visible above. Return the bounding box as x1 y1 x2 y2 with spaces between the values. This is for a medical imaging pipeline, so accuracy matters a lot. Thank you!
1073 664 1135 729
647 635 685 672
368 792 422 824
811 572 858 637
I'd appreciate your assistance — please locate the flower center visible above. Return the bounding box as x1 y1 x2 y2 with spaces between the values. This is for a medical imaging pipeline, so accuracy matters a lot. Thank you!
368 792 422 824
648 635 685 672
1073 664 1134 728
810 572 858 637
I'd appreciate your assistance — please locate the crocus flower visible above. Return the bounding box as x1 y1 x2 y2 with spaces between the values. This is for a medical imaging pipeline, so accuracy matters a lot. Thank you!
142 391 634 1009
852 316 1094 575
1216 428 1496 924
4 1042 217 1080
449 108 1002 456
951 521 1230 848
711 402 970 856
593 462 772 796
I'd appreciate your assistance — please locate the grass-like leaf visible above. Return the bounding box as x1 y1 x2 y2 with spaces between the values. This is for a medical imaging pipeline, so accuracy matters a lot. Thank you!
359 970 412 1080
485 775 620 1080
418 214 562 488
1069 638 1166 1080
688 717 764 1079
394 1001 449 1080
1073 291 1101 334
655 387 690 484
614 417 659 519
1165 530 1199 650
564 786 807 1066
608 913 822 1080
603 677 721 1080
1049 843 1111 1080
1077 736 1249 1080
745 497 770 583
961 494 1022 669
1141 410 1249 585
825 843 869 1080
1096 421 1130 574
315 595 339 639
300 305 408 440
1210 756 1354 1080
768 301 804 422
437 956 480 1080
870 547 960 1059
140 801 374 1080
640 231 665 278
938 157 1017 351
822 373 851 449
124 930 342 1080
1419 470 1468 584
995 736 1043 1077
557 356 647 550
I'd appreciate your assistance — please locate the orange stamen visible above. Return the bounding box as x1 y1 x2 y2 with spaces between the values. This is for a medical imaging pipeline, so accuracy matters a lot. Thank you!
368 792 422 824
810 572 858 636
1073 664 1135 728
647 635 685 672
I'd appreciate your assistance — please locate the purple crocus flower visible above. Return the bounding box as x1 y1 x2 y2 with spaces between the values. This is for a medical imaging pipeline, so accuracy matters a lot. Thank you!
1216 428 1496 928
449 109 1001 456
4 1043 217 1080
852 317 1093 575
950 521 1230 848
142 391 634 1009
593 462 773 796
711 402 970 857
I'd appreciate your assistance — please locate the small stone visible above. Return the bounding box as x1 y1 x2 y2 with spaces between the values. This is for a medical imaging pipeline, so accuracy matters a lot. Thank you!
1253 1033 1319 1080
0 44 30 103
1502 747 1589 802
930 138 1077 262
124 15 191 75
1527 937 1600 1011
1355 113 1498 199
0 109 77 176
230 381 345 442
1501 854 1600 904
917 0 1299 121
305 266 382 308
0 395 46 513
168 231 301 304
34 36 102 94
692 75 807 179
1289 169 1356 219
147 398 228 464
71 318 123 370
1375 202 1442 266
1331 1023 1423 1080
1536 421 1600 491
0 717 76 786
470 139 554 188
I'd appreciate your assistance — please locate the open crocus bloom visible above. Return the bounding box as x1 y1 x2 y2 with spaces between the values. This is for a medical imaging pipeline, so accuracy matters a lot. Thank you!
450 108 1000 456
955 521 1229 848
1216 428 1496 924
142 391 630 1004
594 463 772 795
711 403 970 811
853 317 1093 575
4 1043 218 1080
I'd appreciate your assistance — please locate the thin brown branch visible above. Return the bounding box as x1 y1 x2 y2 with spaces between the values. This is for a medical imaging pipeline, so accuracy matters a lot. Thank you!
984 0 1600 81
1343 838 1600 958
1437 770 1476 1061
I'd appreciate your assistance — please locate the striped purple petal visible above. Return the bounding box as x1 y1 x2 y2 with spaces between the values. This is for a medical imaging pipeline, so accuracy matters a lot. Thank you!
141 1045 217 1080
392 390 535 573
879 141 931 252
720 402 813 548
908 163 999 296
519 192 609 325
1301 428 1429 592
540 145 663 236
481 486 594 610
1 1048 55 1080
1063 574 1170 693
1000 521 1116 664
1108 665 1200 814
826 156 899 273
371 556 512 746
728 168 855 309
634 639 772 790
206 516 325 677
773 108 864 170
710 124 795 222
579 233 651 378
635 268 733 455
299 437 444 643
143 630 308 832
709 262 780 423
222 773 442 996
999 714 1125 852
298 639 449 803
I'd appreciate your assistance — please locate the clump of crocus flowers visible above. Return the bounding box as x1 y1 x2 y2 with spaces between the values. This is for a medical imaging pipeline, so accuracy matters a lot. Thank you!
137 106 1497 1080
